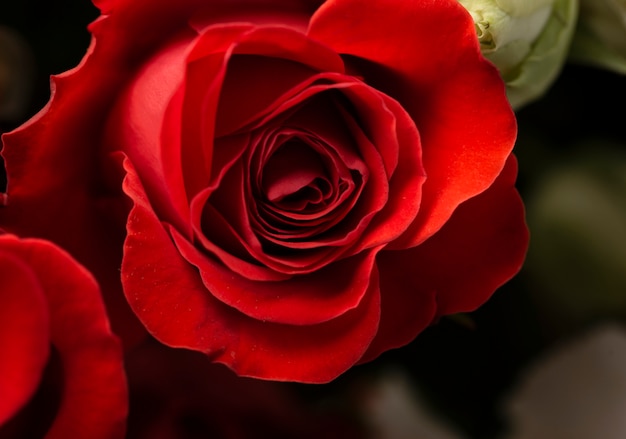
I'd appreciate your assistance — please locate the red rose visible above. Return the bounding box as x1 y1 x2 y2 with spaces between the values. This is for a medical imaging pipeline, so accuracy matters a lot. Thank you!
0 0 528 382
0 234 127 438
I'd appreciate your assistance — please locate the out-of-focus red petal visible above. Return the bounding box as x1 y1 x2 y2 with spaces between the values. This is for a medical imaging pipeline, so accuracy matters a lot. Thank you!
122 157 380 383
309 0 517 246
0 235 128 438
0 21 147 349
363 156 528 361
0 250 49 427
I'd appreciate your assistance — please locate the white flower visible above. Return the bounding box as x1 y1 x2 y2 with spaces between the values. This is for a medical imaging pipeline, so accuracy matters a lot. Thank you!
458 0 579 109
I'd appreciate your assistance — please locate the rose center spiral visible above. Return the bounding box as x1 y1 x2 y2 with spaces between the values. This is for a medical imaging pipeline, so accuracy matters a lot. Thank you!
261 140 331 212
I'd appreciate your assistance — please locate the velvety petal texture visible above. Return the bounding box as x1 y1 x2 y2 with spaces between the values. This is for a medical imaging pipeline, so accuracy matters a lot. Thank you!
0 0 528 383
309 0 518 246
0 234 127 438
122 157 381 382
361 156 528 362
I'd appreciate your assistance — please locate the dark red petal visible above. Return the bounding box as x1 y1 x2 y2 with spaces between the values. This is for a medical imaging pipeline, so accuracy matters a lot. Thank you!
181 24 345 198
0 22 147 350
213 31 345 137
359 287 436 365
269 88 382 242
309 0 517 246
0 249 49 427
93 0 321 36
191 97 361 276
0 235 128 438
192 190 292 281
190 1 323 31
262 140 327 202
363 156 528 361
181 24 254 198
252 129 359 242
122 157 380 383
253 78 425 254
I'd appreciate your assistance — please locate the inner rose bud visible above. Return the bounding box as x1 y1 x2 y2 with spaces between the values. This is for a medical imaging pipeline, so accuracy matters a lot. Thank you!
259 137 353 229
185 46 421 277
262 141 328 205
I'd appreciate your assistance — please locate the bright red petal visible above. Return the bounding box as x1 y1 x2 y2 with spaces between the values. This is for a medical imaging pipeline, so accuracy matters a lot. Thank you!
412 156 528 315
309 0 517 246
364 156 528 361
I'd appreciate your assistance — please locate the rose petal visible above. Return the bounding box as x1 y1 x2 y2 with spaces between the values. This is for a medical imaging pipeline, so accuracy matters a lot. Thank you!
173 227 381 325
190 1 323 32
0 235 127 438
309 0 517 246
336 87 425 252
193 75 424 277
122 156 380 382
182 24 254 198
91 0 320 63
261 140 327 203
0 25 147 349
362 156 528 361
0 251 49 426
213 35 345 137
417 155 528 315
181 24 345 199
105 30 197 233
358 286 436 365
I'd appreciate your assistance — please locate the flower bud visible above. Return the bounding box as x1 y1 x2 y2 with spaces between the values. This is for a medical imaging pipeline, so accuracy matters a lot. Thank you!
569 0 626 74
458 0 579 109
